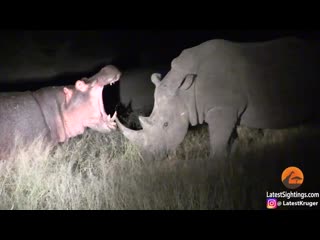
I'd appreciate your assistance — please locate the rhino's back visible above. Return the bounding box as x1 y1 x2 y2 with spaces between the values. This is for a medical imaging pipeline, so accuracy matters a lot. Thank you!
193 37 320 128
0 91 49 154
239 37 320 128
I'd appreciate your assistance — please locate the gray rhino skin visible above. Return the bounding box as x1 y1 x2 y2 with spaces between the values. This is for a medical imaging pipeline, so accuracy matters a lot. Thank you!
0 65 121 158
116 37 320 160
119 66 169 114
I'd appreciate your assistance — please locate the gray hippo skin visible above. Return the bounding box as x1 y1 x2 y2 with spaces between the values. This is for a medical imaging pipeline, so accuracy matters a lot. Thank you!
0 65 121 158
116 37 320 160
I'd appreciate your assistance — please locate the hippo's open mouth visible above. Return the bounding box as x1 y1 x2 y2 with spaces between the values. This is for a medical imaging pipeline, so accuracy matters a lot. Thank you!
97 75 120 124
81 65 121 131
60 65 121 139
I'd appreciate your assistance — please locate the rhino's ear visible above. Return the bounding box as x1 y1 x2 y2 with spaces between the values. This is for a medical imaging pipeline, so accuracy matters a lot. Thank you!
179 74 196 91
151 73 162 87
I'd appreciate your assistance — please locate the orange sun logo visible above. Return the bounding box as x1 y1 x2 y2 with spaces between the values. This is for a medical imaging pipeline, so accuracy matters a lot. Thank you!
281 166 304 190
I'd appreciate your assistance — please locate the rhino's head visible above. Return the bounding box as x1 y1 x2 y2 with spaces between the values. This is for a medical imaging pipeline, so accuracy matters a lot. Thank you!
116 69 197 157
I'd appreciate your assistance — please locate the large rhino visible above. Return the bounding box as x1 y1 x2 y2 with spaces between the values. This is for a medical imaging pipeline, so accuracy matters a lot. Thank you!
0 65 121 158
116 37 320 160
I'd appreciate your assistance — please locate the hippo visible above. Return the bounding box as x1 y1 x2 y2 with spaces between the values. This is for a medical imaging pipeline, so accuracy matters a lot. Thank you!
0 65 121 158
116 37 320 161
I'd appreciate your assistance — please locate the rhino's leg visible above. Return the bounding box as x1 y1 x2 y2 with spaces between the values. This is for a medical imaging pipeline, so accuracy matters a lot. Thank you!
205 107 239 163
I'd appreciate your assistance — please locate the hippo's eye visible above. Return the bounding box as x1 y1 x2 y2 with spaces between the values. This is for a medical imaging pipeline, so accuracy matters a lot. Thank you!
163 122 168 128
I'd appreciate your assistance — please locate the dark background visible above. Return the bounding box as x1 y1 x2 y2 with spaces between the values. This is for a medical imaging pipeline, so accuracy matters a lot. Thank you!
0 30 319 114
1 30 319 85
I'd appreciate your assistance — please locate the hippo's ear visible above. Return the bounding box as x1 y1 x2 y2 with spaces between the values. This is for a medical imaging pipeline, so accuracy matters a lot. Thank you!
75 80 88 92
63 87 73 104
179 74 196 91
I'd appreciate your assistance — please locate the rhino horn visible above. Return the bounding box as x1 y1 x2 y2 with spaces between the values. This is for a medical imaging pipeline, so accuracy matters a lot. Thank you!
151 73 162 87
116 117 145 146
139 116 152 129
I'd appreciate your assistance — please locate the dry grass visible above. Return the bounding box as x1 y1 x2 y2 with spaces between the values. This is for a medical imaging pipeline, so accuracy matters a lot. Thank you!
0 121 319 210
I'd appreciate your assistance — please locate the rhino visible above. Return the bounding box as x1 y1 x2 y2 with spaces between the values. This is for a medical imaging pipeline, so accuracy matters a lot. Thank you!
116 37 320 160
119 66 169 114
0 65 121 158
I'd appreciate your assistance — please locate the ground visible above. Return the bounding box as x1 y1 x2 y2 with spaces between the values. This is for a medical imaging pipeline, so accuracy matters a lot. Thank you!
0 113 319 210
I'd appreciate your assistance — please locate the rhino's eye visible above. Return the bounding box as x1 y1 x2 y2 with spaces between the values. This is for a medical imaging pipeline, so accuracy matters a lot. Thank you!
163 122 168 128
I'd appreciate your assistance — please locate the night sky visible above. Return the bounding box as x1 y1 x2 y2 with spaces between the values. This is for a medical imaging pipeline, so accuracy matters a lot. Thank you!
0 30 319 114
1 30 318 85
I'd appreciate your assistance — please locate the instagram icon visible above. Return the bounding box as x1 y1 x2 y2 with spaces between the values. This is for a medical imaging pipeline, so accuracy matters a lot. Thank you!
266 198 278 209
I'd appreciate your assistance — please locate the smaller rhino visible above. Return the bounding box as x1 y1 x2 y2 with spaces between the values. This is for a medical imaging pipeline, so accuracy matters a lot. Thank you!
0 65 121 158
119 66 169 114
